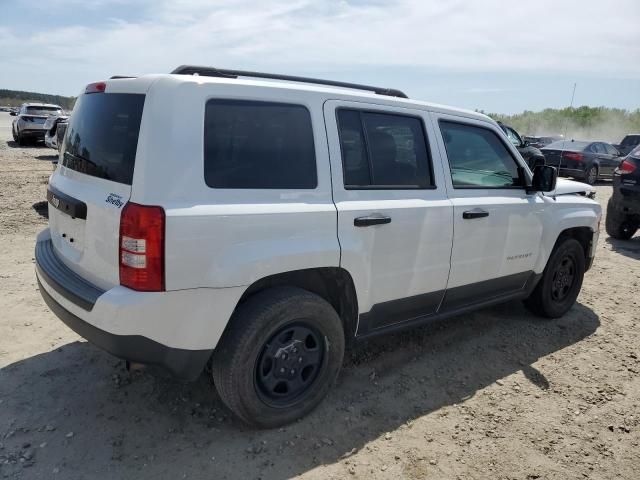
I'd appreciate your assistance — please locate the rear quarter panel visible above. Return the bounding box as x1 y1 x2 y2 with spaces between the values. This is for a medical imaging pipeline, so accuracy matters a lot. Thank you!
131 78 340 290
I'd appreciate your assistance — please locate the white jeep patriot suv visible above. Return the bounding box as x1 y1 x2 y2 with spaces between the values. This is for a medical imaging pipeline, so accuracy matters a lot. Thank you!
36 66 601 428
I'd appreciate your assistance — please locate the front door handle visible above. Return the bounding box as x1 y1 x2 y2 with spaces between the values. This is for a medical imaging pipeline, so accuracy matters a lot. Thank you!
354 215 391 227
463 208 489 219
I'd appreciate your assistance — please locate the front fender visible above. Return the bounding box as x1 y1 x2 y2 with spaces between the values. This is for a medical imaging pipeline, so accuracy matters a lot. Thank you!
534 198 601 273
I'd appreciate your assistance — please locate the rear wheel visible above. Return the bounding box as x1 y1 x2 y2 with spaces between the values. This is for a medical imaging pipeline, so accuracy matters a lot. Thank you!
606 206 637 240
524 238 585 318
585 165 598 185
211 287 345 428
17 130 26 146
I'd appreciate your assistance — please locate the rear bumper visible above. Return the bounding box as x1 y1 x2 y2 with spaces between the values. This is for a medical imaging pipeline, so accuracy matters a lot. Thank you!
37 279 211 380
44 133 57 149
34 229 244 380
20 129 46 138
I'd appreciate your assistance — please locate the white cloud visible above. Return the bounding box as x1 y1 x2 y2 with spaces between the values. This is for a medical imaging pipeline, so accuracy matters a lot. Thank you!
2 0 639 96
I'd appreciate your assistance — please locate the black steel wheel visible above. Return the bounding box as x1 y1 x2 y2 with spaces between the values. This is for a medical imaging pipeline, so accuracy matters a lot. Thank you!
255 322 324 407
550 255 575 302
211 287 345 428
524 237 585 318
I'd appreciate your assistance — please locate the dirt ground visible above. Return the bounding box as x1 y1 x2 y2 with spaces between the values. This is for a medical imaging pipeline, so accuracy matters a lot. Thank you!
0 111 639 480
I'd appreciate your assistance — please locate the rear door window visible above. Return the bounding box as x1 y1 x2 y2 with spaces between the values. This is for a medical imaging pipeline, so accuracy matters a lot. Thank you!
62 93 145 185
336 109 433 188
604 144 619 156
204 100 317 189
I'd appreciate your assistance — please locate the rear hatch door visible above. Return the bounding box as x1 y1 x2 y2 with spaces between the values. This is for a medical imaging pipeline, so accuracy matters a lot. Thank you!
47 89 145 290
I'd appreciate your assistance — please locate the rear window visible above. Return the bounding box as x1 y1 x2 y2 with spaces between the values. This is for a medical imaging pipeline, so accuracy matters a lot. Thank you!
545 140 589 150
25 106 62 115
204 100 317 189
62 93 145 185
621 135 640 147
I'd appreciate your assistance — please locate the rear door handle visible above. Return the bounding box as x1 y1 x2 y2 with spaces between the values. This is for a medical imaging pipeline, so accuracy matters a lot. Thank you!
354 215 391 227
462 208 489 219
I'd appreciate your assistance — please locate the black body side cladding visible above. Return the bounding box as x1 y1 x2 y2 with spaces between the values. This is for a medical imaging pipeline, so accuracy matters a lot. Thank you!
357 271 541 338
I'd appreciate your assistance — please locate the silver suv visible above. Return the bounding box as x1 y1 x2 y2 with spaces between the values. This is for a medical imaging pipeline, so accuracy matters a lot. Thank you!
11 103 63 145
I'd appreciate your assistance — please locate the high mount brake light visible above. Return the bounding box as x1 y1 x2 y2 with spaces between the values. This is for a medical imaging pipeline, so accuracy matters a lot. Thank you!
119 203 165 292
85 82 106 94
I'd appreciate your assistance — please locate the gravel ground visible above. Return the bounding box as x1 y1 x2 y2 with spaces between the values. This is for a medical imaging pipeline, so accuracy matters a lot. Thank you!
0 111 639 480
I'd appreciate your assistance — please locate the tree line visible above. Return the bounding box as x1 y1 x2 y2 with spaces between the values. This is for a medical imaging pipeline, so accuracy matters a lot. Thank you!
0 89 75 110
485 106 640 142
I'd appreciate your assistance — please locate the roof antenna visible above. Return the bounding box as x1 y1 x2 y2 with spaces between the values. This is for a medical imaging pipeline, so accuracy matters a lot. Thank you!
559 82 577 160
563 82 577 142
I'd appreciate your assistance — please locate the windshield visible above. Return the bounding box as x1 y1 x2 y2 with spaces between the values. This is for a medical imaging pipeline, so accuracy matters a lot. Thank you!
25 106 62 116
62 93 145 185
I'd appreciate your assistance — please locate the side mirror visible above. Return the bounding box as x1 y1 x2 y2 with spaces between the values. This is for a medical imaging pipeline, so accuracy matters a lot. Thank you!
9 111 17 116
529 165 557 193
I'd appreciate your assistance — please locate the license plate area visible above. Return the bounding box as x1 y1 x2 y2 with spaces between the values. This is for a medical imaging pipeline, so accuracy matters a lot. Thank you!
49 210 85 260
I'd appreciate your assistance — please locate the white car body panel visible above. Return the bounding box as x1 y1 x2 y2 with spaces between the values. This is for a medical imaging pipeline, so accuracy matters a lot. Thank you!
36 73 602 359
323 99 453 314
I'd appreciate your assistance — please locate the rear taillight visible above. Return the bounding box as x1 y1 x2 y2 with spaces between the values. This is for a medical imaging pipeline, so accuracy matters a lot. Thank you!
618 159 637 174
562 151 584 162
85 82 106 94
119 202 165 292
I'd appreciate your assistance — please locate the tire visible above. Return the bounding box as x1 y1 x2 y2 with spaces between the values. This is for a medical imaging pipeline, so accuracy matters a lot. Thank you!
211 287 345 428
12 126 17 142
606 205 637 240
585 165 598 185
17 130 26 146
524 238 585 318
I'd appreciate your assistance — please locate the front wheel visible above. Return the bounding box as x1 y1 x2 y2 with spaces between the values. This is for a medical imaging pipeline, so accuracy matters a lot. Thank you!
524 238 585 318
211 287 345 428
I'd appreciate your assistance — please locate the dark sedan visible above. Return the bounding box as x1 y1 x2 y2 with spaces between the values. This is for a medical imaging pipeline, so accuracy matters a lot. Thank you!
541 140 623 185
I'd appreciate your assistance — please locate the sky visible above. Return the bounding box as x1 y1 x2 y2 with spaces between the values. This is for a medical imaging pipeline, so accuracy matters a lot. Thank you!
1 0 639 114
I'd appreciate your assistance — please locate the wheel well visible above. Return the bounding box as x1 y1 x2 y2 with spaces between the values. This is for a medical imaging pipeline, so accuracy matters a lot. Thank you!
557 227 593 269
237 268 359 342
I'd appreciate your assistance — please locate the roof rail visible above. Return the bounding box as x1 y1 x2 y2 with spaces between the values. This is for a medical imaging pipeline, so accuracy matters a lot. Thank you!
170 65 409 99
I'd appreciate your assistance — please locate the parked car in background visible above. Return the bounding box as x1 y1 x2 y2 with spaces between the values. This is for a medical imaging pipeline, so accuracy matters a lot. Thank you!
498 122 546 168
606 145 640 239
614 134 640 156
44 114 69 150
541 140 623 185
525 135 563 149
11 103 64 145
